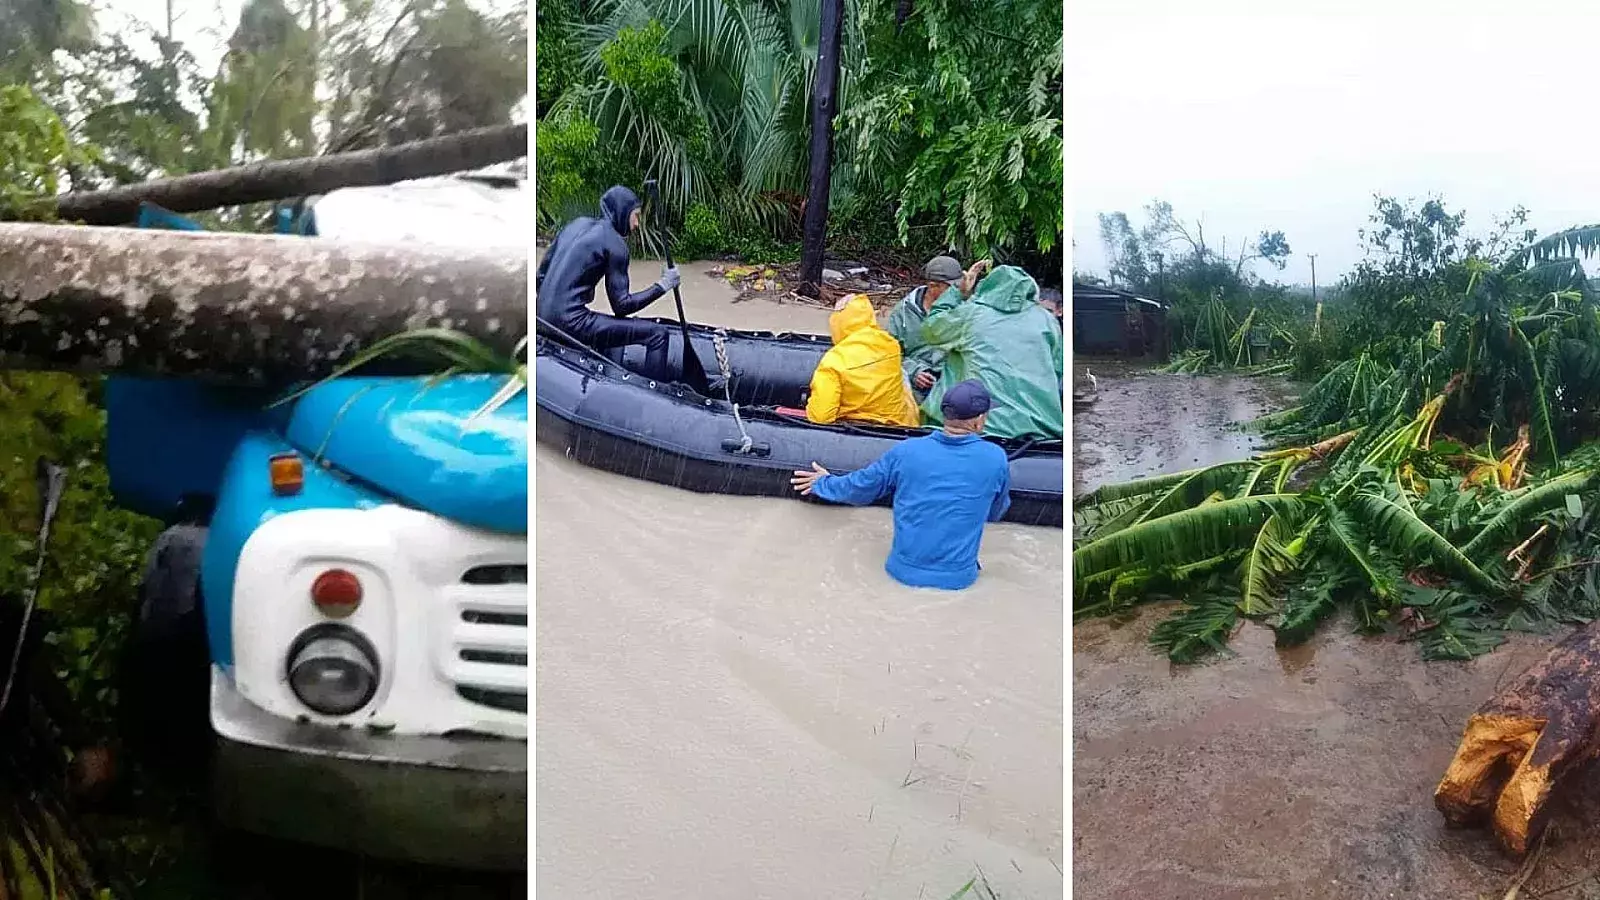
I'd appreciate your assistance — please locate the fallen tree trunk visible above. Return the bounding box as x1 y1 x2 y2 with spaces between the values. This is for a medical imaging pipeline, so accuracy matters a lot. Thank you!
56 124 528 226
1435 621 1600 856
0 222 525 384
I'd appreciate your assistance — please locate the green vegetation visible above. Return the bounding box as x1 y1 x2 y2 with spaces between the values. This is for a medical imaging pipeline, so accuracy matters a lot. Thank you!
535 0 1063 264
0 0 527 893
1096 201 1304 373
1080 195 1600 664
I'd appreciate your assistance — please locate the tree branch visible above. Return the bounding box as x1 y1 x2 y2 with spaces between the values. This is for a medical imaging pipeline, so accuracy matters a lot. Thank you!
55 123 527 225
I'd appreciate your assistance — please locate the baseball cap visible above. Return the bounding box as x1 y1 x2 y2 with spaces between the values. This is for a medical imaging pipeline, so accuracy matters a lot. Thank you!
923 255 963 285
941 379 993 420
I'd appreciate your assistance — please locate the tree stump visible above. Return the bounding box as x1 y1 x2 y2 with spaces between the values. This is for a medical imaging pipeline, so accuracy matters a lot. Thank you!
1435 621 1600 855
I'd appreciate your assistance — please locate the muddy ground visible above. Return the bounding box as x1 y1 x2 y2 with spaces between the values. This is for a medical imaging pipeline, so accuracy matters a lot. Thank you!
1073 365 1600 900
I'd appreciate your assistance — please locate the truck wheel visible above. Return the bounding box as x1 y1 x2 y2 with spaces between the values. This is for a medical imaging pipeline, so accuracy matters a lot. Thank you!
119 523 212 779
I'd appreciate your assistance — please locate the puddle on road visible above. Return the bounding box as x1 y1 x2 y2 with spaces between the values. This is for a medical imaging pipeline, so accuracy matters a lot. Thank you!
1072 361 1298 497
1275 641 1317 676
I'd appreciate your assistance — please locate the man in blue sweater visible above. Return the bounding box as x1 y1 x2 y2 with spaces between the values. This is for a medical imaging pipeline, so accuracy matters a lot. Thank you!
790 380 1011 590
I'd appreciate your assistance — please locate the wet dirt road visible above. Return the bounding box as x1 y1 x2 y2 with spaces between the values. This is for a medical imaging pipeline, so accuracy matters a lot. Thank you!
536 261 1065 898
1072 360 1296 497
1072 369 1600 899
1073 610 1600 900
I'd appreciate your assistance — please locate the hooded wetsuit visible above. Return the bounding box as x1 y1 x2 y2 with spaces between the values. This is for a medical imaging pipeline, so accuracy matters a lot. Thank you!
536 185 673 380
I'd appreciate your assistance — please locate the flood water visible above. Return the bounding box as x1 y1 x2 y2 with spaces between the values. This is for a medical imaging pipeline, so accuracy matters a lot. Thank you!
535 261 1065 898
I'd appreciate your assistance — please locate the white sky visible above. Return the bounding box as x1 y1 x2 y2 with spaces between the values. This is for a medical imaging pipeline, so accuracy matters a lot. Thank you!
98 0 243 74
1071 0 1600 285
92 0 527 120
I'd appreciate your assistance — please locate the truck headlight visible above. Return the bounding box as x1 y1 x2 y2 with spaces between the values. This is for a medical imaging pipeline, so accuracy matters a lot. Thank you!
286 625 379 716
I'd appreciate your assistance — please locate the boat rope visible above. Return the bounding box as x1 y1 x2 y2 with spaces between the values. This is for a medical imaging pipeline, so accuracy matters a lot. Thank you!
713 330 754 454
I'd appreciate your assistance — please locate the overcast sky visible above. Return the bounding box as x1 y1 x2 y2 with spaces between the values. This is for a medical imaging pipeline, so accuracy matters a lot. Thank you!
1071 0 1600 286
94 0 526 121
100 0 242 73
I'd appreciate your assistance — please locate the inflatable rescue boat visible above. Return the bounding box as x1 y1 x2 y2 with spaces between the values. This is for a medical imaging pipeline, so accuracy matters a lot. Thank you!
534 319 1064 527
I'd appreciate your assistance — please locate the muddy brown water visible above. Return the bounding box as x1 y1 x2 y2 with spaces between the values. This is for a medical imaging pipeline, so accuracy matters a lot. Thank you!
1072 367 1600 899
1072 360 1297 497
536 260 1065 898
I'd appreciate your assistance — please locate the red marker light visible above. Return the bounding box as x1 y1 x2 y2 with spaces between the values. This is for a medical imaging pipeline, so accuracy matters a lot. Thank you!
310 569 362 618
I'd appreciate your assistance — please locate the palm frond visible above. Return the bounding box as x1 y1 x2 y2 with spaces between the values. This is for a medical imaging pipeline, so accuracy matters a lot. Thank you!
1515 258 1590 294
1073 493 1304 585
1076 460 1257 507
1272 564 1344 647
1415 596 1505 660
1461 469 1595 559
1521 224 1600 265
1238 513 1298 615
1325 506 1395 599
1348 492 1498 593
1148 591 1238 664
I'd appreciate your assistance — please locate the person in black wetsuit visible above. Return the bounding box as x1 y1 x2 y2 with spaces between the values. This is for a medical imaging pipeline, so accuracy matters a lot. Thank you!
536 185 682 381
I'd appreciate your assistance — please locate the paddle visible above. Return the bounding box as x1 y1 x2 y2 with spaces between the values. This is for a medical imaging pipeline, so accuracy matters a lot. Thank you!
642 179 711 394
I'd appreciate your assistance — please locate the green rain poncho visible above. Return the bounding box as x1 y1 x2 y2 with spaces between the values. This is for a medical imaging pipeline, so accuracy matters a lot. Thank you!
919 265 1064 440
885 285 949 388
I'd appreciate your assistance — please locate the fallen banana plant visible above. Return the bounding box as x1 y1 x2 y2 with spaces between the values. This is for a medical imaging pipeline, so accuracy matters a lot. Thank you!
1075 376 1600 662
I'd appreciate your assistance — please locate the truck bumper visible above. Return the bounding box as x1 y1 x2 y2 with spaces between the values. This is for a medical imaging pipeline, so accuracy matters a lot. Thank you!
209 668 526 870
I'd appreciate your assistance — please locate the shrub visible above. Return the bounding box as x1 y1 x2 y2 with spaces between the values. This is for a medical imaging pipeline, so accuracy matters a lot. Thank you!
535 113 605 228
676 202 726 260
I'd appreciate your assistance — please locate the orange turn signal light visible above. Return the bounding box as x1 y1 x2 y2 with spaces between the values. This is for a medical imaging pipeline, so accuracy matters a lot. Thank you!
269 452 304 496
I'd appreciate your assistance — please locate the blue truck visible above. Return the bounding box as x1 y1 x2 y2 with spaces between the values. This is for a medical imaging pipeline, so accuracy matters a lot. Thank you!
112 173 528 869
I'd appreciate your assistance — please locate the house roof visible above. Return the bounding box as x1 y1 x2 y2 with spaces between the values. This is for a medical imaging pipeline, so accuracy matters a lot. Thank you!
1072 281 1166 310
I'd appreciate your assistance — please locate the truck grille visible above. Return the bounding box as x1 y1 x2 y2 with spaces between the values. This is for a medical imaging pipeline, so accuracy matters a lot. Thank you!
456 685 528 713
462 564 527 585
447 569 527 715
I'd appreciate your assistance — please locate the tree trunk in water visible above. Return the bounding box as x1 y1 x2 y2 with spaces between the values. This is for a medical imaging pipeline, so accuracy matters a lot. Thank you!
0 222 526 384
55 123 528 226
797 0 845 298
1435 621 1600 856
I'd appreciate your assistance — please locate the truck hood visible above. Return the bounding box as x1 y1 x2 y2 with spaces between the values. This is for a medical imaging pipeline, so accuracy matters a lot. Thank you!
286 375 527 534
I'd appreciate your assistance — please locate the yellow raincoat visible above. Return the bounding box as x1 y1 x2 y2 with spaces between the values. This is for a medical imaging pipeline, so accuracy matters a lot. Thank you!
806 295 921 427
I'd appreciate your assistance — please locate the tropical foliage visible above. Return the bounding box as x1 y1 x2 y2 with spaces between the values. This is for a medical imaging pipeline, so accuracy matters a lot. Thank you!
1078 194 1600 664
535 0 1064 261
1096 200 1305 373
0 1 526 892
18 0 524 208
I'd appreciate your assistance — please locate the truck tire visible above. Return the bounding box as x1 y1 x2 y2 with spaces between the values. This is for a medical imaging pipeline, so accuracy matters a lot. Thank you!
119 523 212 778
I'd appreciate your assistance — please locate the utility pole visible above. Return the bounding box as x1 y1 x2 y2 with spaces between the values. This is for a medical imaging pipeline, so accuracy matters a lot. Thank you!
798 0 845 297
1309 253 1321 337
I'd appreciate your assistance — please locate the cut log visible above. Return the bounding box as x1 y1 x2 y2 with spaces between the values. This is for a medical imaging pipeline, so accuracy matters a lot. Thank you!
55 123 528 226
0 222 525 384
1435 620 1600 856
